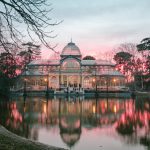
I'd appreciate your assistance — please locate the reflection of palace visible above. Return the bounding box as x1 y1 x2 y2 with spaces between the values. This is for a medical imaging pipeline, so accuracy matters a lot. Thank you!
59 100 81 147
1 97 150 148
15 41 128 92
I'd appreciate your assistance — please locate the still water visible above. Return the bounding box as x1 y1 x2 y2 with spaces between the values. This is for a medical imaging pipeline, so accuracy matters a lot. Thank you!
0 96 150 150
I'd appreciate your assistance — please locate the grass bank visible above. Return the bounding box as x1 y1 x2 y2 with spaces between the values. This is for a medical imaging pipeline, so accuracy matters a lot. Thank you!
0 125 67 150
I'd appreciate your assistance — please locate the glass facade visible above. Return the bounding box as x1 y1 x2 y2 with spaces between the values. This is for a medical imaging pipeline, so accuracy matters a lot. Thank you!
15 42 127 92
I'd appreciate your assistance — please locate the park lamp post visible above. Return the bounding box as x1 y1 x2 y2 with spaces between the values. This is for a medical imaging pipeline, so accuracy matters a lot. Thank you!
93 73 98 97
93 68 98 96
113 78 116 82
113 78 117 87
23 65 28 97
44 75 49 97
93 77 96 85
106 76 109 94
23 78 27 97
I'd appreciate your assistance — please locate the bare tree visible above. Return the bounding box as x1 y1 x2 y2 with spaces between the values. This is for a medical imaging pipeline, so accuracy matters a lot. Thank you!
19 42 41 71
0 0 60 52
102 50 115 62
114 43 139 58
97 50 115 62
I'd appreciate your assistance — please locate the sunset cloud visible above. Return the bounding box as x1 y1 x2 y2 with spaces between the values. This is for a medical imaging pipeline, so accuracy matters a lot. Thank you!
42 0 150 58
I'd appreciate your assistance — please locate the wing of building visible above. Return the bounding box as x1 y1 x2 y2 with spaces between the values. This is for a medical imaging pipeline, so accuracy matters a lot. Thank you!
15 41 128 93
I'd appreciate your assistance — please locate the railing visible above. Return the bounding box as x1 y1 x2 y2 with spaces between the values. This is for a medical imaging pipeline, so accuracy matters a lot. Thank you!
99 86 129 92
10 86 47 92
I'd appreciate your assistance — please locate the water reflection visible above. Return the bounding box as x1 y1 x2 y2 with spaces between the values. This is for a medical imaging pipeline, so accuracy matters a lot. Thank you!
0 97 150 150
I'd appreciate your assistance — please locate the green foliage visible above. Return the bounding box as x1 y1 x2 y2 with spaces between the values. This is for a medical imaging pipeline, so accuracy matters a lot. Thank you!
114 51 132 63
0 72 12 97
145 56 150 74
18 42 41 68
83 55 96 60
0 42 42 96
136 37 150 90
113 52 133 80
116 121 134 135
114 41 150 90
0 52 17 78
137 37 150 51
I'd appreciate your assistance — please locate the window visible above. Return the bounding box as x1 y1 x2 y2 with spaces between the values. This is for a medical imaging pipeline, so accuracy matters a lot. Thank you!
50 76 57 88
61 58 80 72
84 77 90 88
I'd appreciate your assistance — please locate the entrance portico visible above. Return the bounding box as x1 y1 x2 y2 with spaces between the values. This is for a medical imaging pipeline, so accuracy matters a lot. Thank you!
60 74 81 88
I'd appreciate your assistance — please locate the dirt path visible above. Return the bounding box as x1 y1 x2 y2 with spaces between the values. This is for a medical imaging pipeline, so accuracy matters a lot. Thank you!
0 125 67 150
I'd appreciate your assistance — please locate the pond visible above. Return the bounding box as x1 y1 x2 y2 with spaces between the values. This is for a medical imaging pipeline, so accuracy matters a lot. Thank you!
0 96 150 150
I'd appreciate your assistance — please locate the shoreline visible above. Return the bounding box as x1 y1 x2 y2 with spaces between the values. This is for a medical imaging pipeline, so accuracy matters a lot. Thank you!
0 125 67 150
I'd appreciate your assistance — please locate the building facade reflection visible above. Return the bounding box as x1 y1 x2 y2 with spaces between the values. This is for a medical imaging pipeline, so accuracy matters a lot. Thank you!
59 99 82 147
0 97 150 149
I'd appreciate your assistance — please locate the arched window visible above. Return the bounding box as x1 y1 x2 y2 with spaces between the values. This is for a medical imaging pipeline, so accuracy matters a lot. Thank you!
83 77 90 88
50 76 57 88
61 58 80 72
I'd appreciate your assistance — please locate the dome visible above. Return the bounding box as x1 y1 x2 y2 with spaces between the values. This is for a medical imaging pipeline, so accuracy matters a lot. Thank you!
61 42 81 57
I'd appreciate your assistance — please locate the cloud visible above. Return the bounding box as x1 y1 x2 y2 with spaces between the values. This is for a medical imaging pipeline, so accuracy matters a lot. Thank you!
20 0 150 58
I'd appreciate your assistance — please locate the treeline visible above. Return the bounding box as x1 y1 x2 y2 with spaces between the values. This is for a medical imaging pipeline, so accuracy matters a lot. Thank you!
0 42 41 97
0 37 150 96
113 38 150 90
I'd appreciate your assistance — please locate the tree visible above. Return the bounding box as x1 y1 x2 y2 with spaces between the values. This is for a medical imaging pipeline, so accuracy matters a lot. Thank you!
113 43 138 80
137 38 150 90
114 43 138 58
0 0 60 52
83 56 96 60
144 56 150 89
0 52 17 78
0 52 18 96
145 56 150 74
114 51 133 83
137 37 150 51
113 43 147 89
97 50 115 62
114 51 132 63
18 42 41 70
0 71 11 96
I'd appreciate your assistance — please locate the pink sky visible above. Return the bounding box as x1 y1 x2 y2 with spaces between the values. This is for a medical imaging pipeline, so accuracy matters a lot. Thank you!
36 0 150 60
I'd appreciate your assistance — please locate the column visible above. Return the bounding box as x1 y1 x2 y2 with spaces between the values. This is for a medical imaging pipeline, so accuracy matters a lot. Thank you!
80 66 82 88
59 66 61 89
67 75 69 87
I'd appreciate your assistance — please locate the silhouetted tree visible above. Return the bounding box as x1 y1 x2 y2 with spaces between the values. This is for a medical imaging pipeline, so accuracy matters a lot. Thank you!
114 51 133 83
0 71 11 96
114 51 132 63
137 38 150 90
0 52 17 78
18 42 41 71
0 52 18 96
137 37 150 51
0 0 60 52
83 56 96 60
145 56 150 74
114 43 138 58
